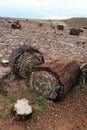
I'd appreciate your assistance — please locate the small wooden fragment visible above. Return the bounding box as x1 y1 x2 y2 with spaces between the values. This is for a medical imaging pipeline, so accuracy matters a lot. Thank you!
13 98 32 121
1 60 9 67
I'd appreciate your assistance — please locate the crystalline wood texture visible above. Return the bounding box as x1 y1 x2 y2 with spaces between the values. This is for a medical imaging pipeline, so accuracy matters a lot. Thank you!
9 45 44 78
28 59 81 101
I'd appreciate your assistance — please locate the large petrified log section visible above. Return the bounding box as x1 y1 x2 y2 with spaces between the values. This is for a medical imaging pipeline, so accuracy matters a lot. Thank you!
9 45 44 78
28 59 81 101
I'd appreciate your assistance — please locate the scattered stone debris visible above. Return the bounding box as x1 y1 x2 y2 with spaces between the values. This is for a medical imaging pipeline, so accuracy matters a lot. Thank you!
56 25 64 30
76 41 86 45
1 59 9 67
50 24 55 29
13 98 32 121
11 20 21 29
0 66 11 78
38 23 43 26
69 28 81 36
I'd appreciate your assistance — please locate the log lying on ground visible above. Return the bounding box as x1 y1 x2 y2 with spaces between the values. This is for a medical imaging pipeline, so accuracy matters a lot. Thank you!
13 98 32 121
9 45 44 78
27 59 81 101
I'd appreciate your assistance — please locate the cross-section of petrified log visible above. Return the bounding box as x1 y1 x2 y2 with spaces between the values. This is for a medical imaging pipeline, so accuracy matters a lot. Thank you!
9 45 44 78
28 59 81 101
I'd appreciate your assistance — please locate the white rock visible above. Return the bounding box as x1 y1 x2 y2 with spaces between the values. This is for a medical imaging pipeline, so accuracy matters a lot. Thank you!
1 59 9 64
14 98 32 115
0 66 11 78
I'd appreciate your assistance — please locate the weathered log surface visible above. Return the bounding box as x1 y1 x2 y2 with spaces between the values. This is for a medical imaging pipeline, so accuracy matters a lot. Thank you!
28 59 81 101
80 63 87 84
9 45 44 78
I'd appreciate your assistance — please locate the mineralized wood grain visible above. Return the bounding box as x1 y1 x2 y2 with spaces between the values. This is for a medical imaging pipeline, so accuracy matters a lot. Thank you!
9 45 44 78
28 59 81 101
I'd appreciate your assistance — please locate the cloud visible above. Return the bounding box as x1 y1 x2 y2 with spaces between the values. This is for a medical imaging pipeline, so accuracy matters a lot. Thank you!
0 0 87 18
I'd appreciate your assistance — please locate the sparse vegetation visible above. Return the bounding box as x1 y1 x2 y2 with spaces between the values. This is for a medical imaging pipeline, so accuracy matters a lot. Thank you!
0 56 3 62
2 73 16 84
6 107 13 117
5 94 16 103
0 112 3 117
33 96 47 114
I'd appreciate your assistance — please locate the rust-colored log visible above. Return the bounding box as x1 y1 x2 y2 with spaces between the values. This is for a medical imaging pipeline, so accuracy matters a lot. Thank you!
9 45 44 78
28 59 81 101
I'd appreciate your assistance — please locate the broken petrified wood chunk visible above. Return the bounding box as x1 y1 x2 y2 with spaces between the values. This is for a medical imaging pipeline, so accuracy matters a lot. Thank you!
80 63 87 84
69 28 81 36
13 98 32 121
11 20 21 29
0 65 11 78
9 45 44 78
27 59 81 101
1 59 9 67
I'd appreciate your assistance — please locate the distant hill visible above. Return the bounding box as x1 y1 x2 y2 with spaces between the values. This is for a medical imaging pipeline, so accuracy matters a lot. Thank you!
63 18 87 28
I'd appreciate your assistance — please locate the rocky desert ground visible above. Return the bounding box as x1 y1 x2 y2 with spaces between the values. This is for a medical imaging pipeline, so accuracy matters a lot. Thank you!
0 17 87 130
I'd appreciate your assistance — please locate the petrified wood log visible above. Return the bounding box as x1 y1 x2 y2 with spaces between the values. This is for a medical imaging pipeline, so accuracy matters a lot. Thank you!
28 59 81 101
11 20 21 29
9 45 44 78
69 28 81 36
13 98 32 121
57 25 64 30
81 63 87 84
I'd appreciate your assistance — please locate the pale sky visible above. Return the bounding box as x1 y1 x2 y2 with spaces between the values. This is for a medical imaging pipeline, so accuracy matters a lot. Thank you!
0 0 87 19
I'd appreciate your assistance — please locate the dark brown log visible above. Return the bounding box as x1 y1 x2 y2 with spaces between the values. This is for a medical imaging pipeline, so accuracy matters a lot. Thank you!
27 59 81 101
11 20 21 29
9 45 44 78
69 28 81 36
56 25 64 30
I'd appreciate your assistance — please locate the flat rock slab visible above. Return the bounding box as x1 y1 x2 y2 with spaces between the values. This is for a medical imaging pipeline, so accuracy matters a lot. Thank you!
0 65 11 78
13 98 32 121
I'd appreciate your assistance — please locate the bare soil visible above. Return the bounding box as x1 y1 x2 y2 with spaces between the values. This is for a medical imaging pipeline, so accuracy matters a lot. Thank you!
0 17 87 130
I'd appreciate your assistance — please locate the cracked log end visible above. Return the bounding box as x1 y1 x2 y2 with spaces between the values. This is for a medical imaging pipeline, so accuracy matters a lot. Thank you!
27 59 81 102
13 98 32 121
28 68 64 101
9 45 44 78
